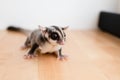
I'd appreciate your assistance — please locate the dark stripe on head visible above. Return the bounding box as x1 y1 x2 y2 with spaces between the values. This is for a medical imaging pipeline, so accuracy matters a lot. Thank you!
46 27 52 34
51 26 64 38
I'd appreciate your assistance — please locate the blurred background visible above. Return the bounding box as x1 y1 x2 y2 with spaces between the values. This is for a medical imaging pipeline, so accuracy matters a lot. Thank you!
0 0 119 30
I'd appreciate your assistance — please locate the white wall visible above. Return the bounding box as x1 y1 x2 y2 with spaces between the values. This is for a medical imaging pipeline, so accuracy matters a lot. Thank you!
0 0 118 30
118 0 120 13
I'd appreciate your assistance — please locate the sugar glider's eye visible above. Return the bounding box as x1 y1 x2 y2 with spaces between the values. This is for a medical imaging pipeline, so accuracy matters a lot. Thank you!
50 32 59 40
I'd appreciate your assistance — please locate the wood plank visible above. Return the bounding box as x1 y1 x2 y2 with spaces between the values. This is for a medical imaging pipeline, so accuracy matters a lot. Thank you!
0 31 39 80
0 30 120 80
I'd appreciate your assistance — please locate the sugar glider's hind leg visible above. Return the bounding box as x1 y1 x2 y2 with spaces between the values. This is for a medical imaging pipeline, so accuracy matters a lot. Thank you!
21 37 31 50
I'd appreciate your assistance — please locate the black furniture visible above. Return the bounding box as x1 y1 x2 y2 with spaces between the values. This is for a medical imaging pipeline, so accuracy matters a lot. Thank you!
98 11 120 38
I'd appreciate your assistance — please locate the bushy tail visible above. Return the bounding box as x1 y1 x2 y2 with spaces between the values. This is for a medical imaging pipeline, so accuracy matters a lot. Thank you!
7 26 32 36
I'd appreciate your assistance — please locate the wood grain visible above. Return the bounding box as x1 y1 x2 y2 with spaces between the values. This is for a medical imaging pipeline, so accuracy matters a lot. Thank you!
0 30 120 80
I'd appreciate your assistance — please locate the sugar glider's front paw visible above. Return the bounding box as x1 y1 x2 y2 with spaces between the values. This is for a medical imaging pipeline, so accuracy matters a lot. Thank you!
21 45 28 50
24 54 38 59
57 55 68 61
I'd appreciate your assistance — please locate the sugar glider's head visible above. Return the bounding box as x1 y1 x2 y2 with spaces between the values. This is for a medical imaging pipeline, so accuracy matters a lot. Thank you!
39 25 68 45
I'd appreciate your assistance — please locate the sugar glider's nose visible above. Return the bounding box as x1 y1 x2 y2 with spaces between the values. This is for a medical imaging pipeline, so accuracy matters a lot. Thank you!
57 40 64 45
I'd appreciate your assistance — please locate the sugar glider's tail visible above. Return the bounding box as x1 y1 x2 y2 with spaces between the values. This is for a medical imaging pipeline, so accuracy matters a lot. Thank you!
6 26 32 36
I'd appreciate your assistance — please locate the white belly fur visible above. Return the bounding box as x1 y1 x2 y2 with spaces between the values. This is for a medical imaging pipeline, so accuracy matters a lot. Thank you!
40 43 62 54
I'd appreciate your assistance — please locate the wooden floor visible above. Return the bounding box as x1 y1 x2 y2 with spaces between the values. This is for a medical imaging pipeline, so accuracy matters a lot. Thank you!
0 30 120 80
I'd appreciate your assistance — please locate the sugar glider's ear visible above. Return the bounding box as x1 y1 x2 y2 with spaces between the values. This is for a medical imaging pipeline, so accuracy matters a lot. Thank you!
38 25 46 31
62 26 69 30
38 25 47 33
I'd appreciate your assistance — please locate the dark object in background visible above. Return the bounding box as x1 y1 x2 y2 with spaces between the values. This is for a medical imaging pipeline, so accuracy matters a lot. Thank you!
98 11 120 38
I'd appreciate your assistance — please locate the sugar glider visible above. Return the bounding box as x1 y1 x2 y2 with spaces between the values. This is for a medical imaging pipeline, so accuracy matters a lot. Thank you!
7 25 68 60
